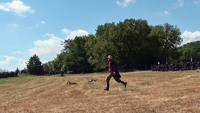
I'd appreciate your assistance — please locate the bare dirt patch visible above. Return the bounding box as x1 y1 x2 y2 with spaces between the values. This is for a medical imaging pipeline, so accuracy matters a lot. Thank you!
0 70 200 113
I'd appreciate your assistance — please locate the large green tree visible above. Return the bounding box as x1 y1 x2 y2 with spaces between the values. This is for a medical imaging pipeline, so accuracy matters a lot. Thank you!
89 19 152 70
149 23 182 63
88 22 116 70
84 34 96 65
27 54 43 75
178 41 200 62
109 19 152 69
65 36 93 73
53 53 66 71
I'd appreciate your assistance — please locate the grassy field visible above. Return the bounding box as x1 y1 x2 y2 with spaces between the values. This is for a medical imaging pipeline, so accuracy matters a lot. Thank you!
0 70 200 113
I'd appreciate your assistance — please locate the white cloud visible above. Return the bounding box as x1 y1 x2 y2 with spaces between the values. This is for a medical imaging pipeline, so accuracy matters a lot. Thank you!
29 34 64 56
13 51 23 54
34 21 45 28
178 0 184 6
157 0 185 16
41 21 45 24
7 23 19 27
62 28 71 34
41 61 48 64
0 56 18 65
0 0 34 17
29 29 89 56
156 11 170 15
61 28 89 40
194 0 200 4
181 31 200 45
164 11 170 14
116 0 136 8
0 5 10 11
170 0 184 10
18 58 28 69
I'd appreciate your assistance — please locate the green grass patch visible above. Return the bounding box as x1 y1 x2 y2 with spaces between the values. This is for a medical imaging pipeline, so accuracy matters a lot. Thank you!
92 86 98 89
185 89 200 93
170 76 177 80
0 74 32 84
87 82 93 85
141 81 150 86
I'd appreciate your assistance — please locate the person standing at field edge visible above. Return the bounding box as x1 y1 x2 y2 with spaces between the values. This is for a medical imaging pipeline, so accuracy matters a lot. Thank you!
104 55 127 91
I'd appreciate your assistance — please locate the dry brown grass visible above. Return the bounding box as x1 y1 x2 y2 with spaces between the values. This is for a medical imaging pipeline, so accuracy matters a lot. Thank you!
0 70 200 113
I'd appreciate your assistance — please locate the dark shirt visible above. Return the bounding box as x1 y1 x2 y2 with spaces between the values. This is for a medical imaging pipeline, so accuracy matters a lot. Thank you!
109 61 121 78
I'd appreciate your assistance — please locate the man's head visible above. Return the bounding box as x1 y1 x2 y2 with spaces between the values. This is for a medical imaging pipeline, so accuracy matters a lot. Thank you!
107 55 113 61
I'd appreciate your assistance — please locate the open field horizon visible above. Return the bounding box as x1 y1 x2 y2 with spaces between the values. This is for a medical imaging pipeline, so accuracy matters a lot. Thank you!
0 70 200 113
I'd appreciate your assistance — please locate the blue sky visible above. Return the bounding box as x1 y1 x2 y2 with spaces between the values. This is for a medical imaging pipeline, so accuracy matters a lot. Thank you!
0 0 200 71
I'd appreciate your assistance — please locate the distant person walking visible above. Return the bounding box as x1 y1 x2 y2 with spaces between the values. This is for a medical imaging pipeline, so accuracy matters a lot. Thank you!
104 55 127 91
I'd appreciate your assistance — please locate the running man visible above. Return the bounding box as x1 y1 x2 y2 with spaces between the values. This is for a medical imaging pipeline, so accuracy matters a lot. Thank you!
104 55 127 91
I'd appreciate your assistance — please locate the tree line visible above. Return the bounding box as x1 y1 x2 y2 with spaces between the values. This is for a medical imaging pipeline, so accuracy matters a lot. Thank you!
38 18 184 74
178 41 200 63
0 68 19 78
24 18 200 75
